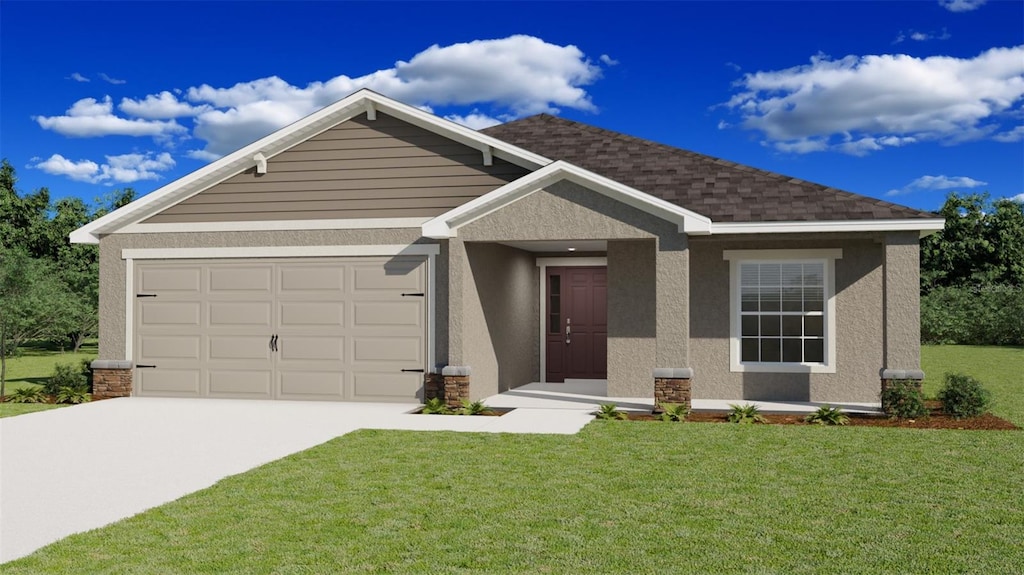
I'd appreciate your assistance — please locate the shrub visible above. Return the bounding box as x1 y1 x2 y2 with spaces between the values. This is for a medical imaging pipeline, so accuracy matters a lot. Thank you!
45 362 88 396
595 403 628 420
727 403 767 424
458 400 489 416
938 373 992 419
921 285 1024 346
55 385 90 404
881 379 927 419
658 403 689 422
8 386 48 403
421 397 452 415
803 405 850 426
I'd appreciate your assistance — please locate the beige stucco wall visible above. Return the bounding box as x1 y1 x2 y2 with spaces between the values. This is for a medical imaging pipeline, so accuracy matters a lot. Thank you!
883 232 922 371
607 240 657 396
689 235 886 403
97 229 440 361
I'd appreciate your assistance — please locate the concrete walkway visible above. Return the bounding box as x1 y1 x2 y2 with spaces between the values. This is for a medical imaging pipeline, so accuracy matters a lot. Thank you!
0 397 594 563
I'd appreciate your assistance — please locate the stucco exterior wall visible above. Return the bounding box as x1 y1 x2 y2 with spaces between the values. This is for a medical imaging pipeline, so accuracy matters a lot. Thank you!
689 235 886 403
607 240 657 396
97 228 437 361
883 232 922 371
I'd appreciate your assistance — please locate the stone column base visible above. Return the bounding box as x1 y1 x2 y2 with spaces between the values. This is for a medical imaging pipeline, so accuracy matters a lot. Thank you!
880 368 925 412
91 360 133 399
653 368 693 413
424 366 471 409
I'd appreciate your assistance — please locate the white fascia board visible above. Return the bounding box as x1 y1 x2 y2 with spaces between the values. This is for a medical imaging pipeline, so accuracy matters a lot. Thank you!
117 217 429 235
71 89 551 244
422 161 713 239
711 218 945 237
121 243 441 260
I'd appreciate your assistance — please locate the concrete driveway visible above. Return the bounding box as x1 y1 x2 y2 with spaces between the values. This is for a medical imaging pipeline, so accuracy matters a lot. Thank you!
0 396 595 563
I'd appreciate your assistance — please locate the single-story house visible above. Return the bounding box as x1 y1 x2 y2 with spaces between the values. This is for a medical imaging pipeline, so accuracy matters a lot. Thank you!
73 89 943 407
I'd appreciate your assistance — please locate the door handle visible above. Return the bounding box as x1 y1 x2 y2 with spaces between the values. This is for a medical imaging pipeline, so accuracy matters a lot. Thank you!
269 334 278 352
565 319 571 344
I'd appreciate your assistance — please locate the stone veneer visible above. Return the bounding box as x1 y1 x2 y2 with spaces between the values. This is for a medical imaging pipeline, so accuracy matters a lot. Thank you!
423 366 471 409
880 369 925 413
91 360 133 399
653 368 693 413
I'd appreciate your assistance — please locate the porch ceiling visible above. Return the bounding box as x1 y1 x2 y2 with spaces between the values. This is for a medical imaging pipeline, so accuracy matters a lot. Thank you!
498 240 607 253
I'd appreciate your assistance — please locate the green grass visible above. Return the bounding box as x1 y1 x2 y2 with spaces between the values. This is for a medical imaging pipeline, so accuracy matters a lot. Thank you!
0 403 65 418
921 344 1023 423
0 340 96 417
3 345 1021 573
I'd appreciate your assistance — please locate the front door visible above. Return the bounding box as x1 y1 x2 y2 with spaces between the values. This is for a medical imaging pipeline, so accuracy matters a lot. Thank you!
545 266 607 382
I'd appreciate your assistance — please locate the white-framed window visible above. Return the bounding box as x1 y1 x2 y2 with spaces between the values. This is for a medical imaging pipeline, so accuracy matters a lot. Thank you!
723 249 842 373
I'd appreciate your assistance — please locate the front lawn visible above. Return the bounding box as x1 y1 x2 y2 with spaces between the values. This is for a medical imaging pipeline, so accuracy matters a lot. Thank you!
0 340 96 418
4 345 1021 573
921 344 1023 423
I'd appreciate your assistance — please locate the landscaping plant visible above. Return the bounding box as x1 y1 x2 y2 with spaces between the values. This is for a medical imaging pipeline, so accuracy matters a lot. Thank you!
881 379 927 419
8 386 48 403
938 373 992 419
458 399 490 415
55 385 90 404
803 405 850 426
727 403 767 424
658 403 689 422
421 397 453 415
595 403 628 420
45 362 88 396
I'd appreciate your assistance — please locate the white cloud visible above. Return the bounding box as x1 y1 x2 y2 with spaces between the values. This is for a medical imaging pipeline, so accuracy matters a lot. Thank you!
600 54 619 66
30 152 175 184
724 46 1024 155
1011 193 1024 203
119 91 210 119
35 96 186 138
939 0 986 12
67 72 89 82
887 175 988 196
99 73 126 85
992 125 1024 142
894 28 951 44
444 112 502 130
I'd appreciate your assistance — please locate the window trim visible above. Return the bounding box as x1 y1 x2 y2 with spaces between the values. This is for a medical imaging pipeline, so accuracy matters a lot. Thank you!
723 249 842 374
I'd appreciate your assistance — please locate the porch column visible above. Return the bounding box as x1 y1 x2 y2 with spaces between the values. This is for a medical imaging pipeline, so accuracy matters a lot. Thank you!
441 237 472 402
653 234 692 410
880 232 924 393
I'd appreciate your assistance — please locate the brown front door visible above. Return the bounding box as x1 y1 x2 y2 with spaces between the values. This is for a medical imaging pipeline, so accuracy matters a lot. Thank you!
545 266 607 382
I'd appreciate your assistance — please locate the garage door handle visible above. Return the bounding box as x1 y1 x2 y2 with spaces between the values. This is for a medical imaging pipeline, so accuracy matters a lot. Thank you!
401 369 425 373
269 334 278 352
401 292 424 297
137 364 157 368
136 293 157 298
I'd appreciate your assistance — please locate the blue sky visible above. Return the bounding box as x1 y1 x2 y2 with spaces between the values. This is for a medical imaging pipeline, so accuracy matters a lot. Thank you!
1 0 1021 213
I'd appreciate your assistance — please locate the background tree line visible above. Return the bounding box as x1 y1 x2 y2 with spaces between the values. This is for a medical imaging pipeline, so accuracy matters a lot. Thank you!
1 159 133 397
920 192 1024 346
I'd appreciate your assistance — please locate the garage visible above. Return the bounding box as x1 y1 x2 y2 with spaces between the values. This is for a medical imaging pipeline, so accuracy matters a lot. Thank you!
132 256 428 402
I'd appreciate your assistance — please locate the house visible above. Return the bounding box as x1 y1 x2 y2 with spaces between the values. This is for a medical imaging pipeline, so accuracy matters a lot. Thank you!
72 89 943 407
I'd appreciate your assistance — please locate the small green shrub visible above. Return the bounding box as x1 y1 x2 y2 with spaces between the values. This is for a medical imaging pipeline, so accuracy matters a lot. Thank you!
421 397 452 415
459 399 489 415
658 403 689 422
938 373 992 419
803 405 850 426
45 362 88 396
55 385 91 404
595 403 628 420
726 403 767 424
881 379 927 419
8 386 49 403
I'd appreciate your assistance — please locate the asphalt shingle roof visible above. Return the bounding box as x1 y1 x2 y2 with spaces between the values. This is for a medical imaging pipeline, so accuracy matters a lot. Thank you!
482 114 937 223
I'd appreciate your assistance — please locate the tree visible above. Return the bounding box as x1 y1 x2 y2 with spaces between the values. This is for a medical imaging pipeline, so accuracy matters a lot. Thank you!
0 249 74 400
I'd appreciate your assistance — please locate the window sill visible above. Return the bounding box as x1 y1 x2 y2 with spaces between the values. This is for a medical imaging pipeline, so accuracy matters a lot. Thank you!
730 362 836 374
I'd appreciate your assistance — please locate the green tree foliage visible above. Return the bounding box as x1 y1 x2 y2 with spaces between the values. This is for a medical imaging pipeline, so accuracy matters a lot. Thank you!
920 192 1024 345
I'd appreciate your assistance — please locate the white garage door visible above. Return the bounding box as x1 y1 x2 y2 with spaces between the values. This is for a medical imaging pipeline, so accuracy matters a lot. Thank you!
133 256 427 402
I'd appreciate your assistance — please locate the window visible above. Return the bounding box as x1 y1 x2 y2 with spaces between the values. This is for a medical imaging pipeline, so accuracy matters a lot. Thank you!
724 249 841 373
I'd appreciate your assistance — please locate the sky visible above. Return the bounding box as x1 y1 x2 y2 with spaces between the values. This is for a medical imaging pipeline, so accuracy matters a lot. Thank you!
1 0 1022 214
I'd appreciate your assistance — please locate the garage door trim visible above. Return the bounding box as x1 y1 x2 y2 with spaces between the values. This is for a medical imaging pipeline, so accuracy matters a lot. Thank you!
123 243 439 395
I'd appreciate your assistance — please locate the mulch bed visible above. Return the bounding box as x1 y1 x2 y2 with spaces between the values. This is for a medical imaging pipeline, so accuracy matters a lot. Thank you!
413 408 514 417
625 402 1018 430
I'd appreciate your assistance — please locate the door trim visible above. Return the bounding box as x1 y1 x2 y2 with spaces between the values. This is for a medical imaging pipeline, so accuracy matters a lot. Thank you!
536 257 607 383
123 244 437 394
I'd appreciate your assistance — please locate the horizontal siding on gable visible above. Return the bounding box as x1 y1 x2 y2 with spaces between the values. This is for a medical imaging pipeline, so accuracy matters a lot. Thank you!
144 112 530 224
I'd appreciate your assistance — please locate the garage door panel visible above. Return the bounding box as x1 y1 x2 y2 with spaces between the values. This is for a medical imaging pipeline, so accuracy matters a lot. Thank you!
208 370 272 397
280 302 344 327
141 302 201 326
209 336 273 360
209 266 272 293
353 262 423 292
139 267 201 292
278 336 344 361
354 337 422 363
209 301 272 326
352 372 421 401
139 336 200 360
278 371 345 400
137 369 201 396
280 266 345 293
354 301 422 327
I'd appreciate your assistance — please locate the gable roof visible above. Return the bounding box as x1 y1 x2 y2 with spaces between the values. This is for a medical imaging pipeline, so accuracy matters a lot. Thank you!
70 89 551 244
482 114 939 224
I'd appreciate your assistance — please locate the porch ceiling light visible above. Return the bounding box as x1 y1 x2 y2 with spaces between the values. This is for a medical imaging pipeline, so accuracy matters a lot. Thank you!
567 247 576 252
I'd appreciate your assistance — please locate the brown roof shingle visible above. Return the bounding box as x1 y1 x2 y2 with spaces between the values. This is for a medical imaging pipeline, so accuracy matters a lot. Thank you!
482 114 936 223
